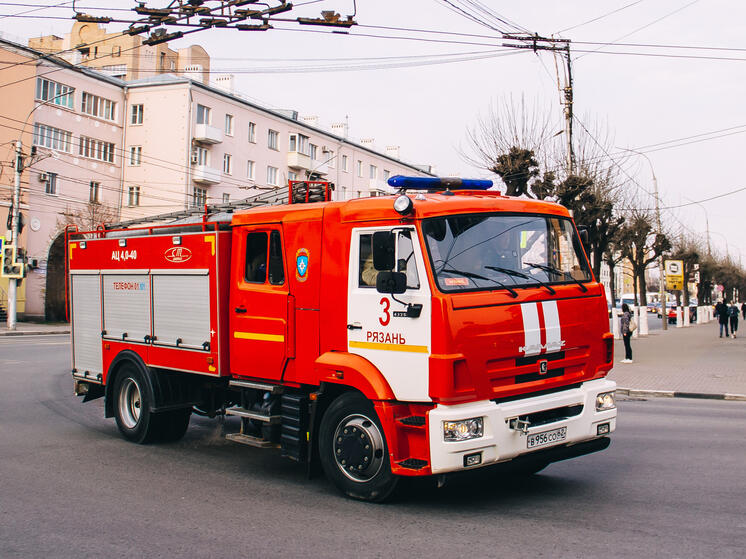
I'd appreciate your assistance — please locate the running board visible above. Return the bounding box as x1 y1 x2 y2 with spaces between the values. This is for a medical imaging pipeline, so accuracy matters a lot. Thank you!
229 379 284 394
225 406 282 424
226 433 279 449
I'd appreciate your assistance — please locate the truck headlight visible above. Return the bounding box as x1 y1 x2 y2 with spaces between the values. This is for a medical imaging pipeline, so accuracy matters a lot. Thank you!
443 417 483 442
596 391 616 411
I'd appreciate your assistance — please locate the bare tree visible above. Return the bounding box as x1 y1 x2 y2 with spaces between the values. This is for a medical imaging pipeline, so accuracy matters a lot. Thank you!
56 201 119 237
618 210 671 307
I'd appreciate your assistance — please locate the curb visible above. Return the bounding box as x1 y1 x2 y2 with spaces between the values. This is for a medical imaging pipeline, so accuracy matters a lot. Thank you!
616 387 746 402
0 330 70 337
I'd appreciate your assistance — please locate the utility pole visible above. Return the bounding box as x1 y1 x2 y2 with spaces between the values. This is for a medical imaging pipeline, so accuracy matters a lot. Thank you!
503 35 574 174
7 140 23 330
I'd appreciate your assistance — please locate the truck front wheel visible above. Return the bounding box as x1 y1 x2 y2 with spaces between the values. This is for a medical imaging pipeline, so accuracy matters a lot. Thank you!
113 364 159 444
319 392 399 502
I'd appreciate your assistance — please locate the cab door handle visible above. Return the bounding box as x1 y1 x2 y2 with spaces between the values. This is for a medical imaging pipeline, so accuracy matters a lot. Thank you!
235 307 247 314
347 323 362 330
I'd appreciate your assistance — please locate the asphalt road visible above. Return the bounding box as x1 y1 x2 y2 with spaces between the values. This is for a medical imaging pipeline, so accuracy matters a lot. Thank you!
1 335 744 558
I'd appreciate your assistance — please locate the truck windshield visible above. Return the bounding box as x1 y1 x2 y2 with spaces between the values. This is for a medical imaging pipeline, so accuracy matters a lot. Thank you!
422 213 592 293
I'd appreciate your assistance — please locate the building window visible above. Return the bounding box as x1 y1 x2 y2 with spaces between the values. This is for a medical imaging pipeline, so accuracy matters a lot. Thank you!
225 114 234 136
342 154 348 171
32 123 72 153
129 146 142 166
223 153 232 174
288 133 309 154
196 104 211 125
81 92 116 121
193 187 207 207
131 104 143 125
357 160 363 177
35 77 74 109
369 165 377 180
194 146 209 166
267 166 278 186
246 160 255 179
288 171 298 181
89 181 100 203
127 185 140 206
309 144 318 161
268 129 279 150
45 172 58 195
383 169 390 181
113 46 121 57
79 136 115 163
248 122 256 143
222 193 230 204
327 150 335 168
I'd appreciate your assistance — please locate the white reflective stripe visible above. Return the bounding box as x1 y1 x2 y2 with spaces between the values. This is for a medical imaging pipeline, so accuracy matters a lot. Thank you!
541 300 563 353
520 302 541 356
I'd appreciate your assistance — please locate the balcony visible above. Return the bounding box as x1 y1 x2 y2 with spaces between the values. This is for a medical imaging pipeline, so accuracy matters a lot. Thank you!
369 179 393 194
287 151 311 170
194 123 223 144
192 165 221 185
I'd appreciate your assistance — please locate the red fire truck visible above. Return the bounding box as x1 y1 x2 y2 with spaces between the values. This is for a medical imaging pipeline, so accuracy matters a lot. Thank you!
68 176 617 501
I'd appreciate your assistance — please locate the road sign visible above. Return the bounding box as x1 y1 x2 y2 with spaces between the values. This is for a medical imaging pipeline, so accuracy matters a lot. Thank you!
665 259 684 290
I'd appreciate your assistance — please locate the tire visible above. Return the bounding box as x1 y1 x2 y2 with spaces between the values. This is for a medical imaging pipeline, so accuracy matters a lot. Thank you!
113 363 160 444
158 409 191 443
318 392 399 502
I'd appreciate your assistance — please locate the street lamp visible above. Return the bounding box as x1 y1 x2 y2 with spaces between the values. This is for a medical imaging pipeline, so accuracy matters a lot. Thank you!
618 147 667 331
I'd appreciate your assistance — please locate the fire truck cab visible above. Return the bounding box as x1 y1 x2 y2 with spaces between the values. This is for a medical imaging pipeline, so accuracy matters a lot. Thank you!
69 177 616 501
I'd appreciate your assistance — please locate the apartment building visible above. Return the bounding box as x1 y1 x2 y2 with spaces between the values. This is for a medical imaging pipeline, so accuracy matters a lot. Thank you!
0 33 431 320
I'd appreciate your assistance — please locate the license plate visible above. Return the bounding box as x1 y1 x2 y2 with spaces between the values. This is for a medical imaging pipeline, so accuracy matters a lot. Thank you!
527 426 567 449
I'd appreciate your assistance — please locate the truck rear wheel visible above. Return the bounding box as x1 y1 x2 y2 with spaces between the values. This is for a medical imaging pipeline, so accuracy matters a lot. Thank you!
319 392 399 502
113 364 159 444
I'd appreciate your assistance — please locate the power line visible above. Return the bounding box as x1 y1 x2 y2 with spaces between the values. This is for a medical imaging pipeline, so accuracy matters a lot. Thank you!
556 1 645 34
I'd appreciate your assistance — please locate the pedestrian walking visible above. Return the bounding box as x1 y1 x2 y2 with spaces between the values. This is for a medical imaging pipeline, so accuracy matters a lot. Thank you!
715 299 729 338
729 303 739 338
620 303 634 363
741 301 746 320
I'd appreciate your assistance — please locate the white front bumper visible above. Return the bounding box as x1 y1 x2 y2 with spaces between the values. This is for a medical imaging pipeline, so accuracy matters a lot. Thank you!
427 378 617 474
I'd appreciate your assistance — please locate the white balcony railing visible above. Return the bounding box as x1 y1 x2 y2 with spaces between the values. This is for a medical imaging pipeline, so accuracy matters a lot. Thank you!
287 151 312 170
192 165 221 185
194 123 223 144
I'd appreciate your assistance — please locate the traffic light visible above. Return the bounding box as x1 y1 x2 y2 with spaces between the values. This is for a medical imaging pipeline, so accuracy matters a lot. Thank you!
1 244 24 278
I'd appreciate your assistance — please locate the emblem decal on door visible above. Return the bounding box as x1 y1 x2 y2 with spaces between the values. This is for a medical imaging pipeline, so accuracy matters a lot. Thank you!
164 247 191 263
295 248 309 282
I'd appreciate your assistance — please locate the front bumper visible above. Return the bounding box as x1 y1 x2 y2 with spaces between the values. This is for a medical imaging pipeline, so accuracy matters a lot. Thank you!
427 378 617 474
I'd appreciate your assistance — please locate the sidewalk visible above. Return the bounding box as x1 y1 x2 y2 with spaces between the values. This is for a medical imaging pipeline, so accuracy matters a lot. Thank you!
608 319 746 400
0 321 70 336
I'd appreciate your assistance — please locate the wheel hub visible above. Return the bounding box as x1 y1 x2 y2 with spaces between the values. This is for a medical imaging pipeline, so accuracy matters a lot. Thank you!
333 415 384 482
118 377 142 429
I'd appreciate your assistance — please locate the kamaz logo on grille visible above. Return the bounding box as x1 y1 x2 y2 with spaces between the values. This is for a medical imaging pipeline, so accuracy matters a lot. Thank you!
539 360 548 374
165 247 192 263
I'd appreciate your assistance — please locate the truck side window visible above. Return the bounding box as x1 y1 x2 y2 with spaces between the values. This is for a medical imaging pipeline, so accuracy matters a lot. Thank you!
268 230 284 285
359 234 376 287
397 231 420 289
245 232 268 283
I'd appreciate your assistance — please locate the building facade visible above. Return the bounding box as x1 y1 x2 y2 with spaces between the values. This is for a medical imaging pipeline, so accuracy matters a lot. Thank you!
0 33 430 320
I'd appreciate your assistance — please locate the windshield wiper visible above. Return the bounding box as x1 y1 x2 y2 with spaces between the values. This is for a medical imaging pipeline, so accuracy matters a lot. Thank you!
524 262 588 293
486 265 555 295
441 267 518 298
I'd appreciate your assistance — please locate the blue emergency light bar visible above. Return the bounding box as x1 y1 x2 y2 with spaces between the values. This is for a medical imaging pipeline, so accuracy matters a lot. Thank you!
387 175 493 190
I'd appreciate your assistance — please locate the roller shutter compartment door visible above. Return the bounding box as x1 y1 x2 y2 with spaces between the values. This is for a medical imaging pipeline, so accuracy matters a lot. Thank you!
152 273 210 350
71 274 102 375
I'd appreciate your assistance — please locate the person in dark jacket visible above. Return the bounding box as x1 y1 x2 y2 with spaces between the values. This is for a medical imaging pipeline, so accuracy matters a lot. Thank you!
729 303 739 339
741 301 746 320
620 303 633 363
715 299 729 338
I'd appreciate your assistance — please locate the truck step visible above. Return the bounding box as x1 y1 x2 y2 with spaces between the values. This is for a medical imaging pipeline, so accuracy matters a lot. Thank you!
229 379 284 394
280 393 309 462
397 458 429 470
226 433 279 449
225 406 282 424
397 415 426 427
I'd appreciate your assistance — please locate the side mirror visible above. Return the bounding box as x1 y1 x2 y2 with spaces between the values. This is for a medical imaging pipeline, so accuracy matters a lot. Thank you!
373 231 395 271
376 271 407 294
577 225 591 255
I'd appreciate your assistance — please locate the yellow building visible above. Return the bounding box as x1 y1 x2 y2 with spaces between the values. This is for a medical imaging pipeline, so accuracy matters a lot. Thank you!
28 22 210 83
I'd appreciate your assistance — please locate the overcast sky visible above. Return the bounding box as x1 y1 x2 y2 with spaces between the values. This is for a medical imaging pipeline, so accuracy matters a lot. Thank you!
4 0 745 262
